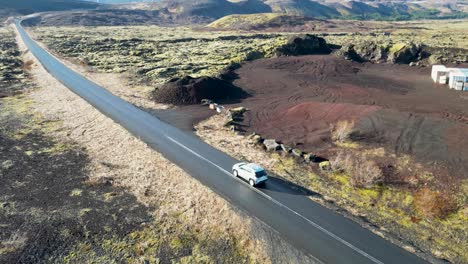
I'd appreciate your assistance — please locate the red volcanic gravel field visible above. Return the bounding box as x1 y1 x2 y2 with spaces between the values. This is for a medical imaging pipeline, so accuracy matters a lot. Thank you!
230 55 468 181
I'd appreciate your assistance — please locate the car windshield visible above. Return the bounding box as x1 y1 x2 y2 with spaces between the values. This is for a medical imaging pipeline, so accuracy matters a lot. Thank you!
255 170 267 177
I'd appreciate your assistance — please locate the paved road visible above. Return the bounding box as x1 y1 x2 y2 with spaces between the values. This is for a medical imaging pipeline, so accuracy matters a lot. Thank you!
16 20 428 264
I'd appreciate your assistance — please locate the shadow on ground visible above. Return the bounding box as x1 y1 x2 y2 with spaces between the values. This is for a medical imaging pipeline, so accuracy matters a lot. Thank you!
0 104 152 263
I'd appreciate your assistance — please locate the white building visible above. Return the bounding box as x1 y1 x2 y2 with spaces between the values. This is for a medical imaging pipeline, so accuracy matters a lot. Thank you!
448 69 468 90
431 65 468 91
431 65 449 84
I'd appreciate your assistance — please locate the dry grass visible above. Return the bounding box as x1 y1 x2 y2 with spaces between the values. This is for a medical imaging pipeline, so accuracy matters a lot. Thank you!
12 25 315 263
331 120 355 143
413 188 458 219
195 114 468 263
14 25 261 261
331 151 383 188
0 231 28 254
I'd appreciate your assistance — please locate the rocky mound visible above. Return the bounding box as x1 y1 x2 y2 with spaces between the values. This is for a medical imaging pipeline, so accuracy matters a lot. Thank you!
152 76 248 105
263 55 359 80
336 41 430 64
275 34 331 56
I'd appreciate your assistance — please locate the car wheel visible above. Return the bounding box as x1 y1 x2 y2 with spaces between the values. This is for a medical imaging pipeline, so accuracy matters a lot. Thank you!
233 170 238 177
249 179 255 187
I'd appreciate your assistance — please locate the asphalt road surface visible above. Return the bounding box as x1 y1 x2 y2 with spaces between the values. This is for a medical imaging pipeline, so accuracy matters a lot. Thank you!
16 20 429 264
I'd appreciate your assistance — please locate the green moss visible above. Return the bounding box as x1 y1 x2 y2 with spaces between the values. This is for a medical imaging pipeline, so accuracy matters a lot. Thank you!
32 26 287 85
357 188 379 200
103 192 118 201
208 13 284 29
389 42 407 53
332 173 350 186
335 141 360 149
70 189 83 197
78 208 92 217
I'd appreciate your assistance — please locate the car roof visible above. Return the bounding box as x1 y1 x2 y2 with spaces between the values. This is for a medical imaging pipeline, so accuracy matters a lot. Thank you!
244 163 264 172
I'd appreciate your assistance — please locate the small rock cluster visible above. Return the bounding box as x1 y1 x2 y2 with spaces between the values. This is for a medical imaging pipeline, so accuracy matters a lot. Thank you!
247 133 322 165
223 106 248 132
215 105 332 169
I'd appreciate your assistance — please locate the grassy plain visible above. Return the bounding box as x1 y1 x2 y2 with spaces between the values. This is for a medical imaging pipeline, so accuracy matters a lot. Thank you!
30 20 468 89
31 26 287 85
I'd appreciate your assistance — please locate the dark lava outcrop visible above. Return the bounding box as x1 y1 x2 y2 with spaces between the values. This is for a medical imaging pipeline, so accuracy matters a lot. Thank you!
275 34 331 56
151 76 248 105
337 41 429 64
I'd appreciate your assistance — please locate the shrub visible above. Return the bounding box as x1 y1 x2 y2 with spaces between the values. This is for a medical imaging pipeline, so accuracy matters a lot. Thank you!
331 120 355 142
331 151 383 188
330 151 352 172
350 157 383 188
413 188 458 219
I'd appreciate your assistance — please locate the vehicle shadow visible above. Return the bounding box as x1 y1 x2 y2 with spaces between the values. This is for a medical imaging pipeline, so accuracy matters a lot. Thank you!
257 175 322 198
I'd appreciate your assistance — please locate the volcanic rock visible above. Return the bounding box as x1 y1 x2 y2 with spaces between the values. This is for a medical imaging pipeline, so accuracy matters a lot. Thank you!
152 76 248 105
276 34 331 56
263 139 280 151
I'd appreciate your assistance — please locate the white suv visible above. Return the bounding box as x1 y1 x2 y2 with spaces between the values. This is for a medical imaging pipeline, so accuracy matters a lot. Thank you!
232 162 268 187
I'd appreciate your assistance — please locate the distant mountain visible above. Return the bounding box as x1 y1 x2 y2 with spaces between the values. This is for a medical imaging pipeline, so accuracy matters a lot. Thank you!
0 0 99 20
88 0 156 3
138 0 468 20
4 0 467 25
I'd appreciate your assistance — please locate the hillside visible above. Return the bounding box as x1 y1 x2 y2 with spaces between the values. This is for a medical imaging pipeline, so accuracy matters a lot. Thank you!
131 0 468 20
0 0 99 21
208 13 327 30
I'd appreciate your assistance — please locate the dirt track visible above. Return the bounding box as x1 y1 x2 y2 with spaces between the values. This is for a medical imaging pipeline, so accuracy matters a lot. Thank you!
229 55 468 181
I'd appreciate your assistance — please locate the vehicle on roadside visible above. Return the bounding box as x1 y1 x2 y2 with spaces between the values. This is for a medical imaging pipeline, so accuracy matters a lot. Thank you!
232 162 268 187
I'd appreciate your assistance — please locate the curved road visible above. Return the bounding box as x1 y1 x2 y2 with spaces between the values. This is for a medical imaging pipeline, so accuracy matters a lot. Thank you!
15 20 428 264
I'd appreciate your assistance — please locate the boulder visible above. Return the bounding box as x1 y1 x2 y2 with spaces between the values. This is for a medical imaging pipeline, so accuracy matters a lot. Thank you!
353 42 387 63
247 132 257 139
248 133 263 144
387 42 423 64
230 106 248 115
280 144 292 153
292 148 303 158
223 118 236 127
336 44 363 62
201 99 213 106
227 109 245 121
229 125 240 132
319 161 332 171
304 153 317 163
250 134 263 144
263 139 280 151
276 34 331 56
